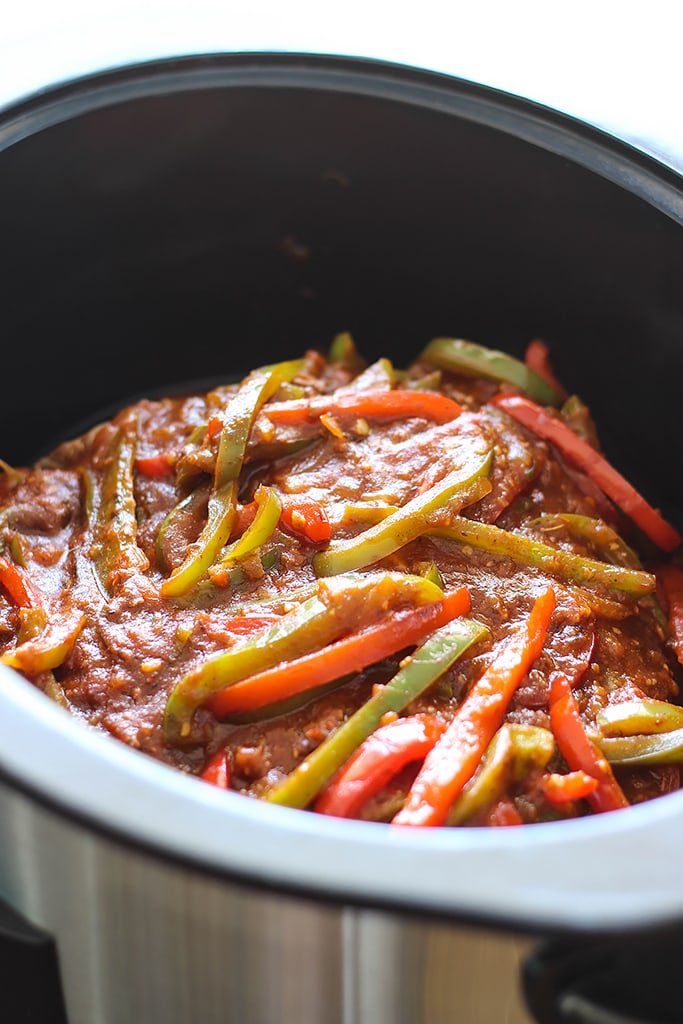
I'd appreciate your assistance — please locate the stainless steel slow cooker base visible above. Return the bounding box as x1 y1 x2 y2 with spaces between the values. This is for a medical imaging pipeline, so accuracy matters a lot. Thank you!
0 780 533 1023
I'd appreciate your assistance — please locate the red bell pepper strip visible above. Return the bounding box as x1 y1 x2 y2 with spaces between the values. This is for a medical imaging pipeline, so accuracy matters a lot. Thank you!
393 586 556 827
0 557 42 608
135 454 175 478
315 714 446 818
656 563 683 667
524 339 568 401
201 750 230 789
207 587 471 718
263 390 462 426
548 673 629 813
541 770 599 805
486 798 523 826
492 394 681 552
280 500 331 544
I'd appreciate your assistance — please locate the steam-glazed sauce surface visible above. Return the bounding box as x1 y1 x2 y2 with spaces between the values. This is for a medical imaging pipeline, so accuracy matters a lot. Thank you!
1 336 681 826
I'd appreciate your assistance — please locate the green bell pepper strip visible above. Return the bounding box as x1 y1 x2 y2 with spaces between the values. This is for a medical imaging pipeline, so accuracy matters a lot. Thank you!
596 699 683 737
161 364 295 598
534 514 669 633
327 332 365 371
266 616 489 809
209 486 282 579
429 517 656 596
313 424 493 576
91 415 149 596
596 729 683 766
163 571 444 741
447 723 555 826
421 337 563 407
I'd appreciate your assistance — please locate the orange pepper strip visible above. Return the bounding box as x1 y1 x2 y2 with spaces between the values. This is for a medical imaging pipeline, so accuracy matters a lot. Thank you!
393 586 556 828
135 454 175 478
486 798 523 826
315 713 445 819
548 673 629 813
541 769 599 805
201 750 230 789
0 556 42 608
263 390 462 426
280 500 331 544
207 587 471 719
656 563 683 668
492 393 681 553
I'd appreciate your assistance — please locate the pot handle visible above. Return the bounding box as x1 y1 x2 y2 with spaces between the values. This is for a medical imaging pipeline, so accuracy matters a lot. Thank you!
0 894 69 1022
522 930 683 1024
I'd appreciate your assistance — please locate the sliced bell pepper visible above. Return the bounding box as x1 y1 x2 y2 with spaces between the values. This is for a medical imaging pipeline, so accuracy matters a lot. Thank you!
280 499 331 544
597 699 683 737
447 723 555 826
262 389 462 426
266 614 489 809
596 729 683 766
492 393 681 552
314 713 446 818
656 563 683 666
541 770 599 805
524 339 568 401
549 673 628 812
393 587 556 827
91 414 149 596
209 486 282 583
164 571 445 741
421 337 564 407
135 454 176 478
0 556 42 608
313 422 492 576
486 798 523 826
200 750 230 789
429 516 655 596
161 364 293 598
207 586 471 718
2 611 85 675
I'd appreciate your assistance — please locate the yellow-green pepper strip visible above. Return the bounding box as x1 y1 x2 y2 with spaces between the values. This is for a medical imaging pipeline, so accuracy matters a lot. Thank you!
535 513 670 634
161 364 296 598
429 517 655 596
313 424 493 577
91 415 149 596
448 723 555 825
421 337 563 407
266 616 489 809
533 513 640 568
597 699 683 737
2 611 85 674
210 486 282 576
596 729 683 766
327 332 365 371
164 571 444 741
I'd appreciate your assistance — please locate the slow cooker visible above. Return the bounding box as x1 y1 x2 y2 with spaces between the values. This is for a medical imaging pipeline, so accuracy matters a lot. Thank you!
0 52 681 1024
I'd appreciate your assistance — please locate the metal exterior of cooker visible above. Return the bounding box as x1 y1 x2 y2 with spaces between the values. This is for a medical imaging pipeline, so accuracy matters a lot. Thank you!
0 53 681 1024
0 775 534 1023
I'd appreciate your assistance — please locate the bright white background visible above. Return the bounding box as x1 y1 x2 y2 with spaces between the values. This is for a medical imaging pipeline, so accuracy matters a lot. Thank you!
1 0 682 171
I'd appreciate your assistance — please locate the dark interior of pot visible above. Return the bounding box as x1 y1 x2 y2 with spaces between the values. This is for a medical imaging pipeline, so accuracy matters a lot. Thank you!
1 55 681 535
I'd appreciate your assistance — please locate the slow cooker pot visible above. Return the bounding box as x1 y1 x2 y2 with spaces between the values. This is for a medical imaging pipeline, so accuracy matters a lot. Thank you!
0 53 681 1024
